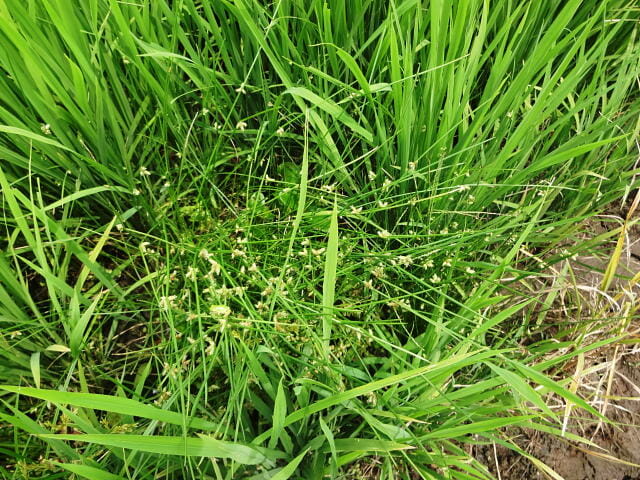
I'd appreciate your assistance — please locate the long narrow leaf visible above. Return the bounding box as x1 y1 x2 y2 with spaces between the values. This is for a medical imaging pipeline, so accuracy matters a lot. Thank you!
1 386 218 430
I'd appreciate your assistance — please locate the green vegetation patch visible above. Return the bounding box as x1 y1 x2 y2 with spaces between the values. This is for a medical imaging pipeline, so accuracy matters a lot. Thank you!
0 0 638 478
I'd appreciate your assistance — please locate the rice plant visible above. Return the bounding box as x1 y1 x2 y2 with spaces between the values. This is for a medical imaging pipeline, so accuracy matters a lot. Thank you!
0 0 638 478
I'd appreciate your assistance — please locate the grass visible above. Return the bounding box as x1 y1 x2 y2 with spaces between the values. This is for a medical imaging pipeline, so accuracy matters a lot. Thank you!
0 0 639 478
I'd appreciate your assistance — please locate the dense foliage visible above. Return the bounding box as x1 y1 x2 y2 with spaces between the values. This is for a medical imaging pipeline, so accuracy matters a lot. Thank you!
0 1 638 478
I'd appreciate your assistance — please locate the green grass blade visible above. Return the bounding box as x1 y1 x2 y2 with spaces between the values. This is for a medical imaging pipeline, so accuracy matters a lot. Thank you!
285 87 373 142
421 416 535 441
39 434 268 464
270 449 309 480
269 379 287 450
322 199 339 358
0 125 75 152
330 438 414 452
29 352 40 389
487 362 558 421
0 386 218 430
54 463 127 480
